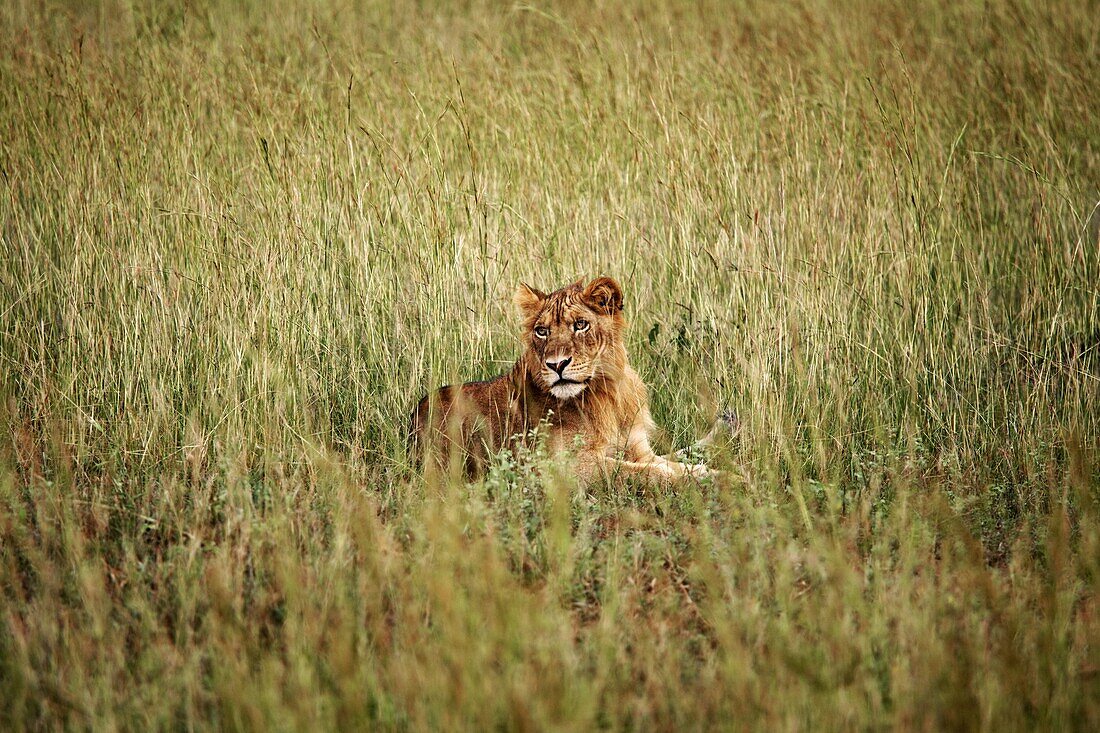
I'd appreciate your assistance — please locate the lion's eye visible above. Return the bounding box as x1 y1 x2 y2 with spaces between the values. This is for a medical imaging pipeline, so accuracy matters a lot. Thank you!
573 319 589 333
534 326 549 338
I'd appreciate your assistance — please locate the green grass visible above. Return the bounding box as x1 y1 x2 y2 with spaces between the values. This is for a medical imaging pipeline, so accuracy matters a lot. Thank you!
1 0 1098 729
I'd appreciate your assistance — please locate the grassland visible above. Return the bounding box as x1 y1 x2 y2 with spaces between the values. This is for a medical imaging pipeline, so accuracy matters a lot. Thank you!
1 0 1098 729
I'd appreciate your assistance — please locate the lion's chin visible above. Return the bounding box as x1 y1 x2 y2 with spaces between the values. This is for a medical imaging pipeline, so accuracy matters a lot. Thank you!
549 382 586 400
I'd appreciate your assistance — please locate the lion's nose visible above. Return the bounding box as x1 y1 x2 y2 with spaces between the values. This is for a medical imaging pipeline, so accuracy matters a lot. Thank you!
545 356 572 375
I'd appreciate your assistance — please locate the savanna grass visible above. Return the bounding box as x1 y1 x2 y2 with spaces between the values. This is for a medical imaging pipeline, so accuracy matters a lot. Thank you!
1 0 1098 729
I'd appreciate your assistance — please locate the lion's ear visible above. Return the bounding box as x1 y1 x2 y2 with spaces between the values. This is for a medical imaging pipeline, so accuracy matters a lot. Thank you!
583 276 624 315
513 282 547 315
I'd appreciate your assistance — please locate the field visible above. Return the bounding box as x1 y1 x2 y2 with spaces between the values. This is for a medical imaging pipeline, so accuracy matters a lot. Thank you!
2 0 1098 729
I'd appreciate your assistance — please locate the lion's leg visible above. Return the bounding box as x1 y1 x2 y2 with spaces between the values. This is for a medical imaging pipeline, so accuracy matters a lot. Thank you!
576 451 698 484
621 412 740 479
650 455 716 478
586 410 738 484
670 411 740 462
621 427 715 480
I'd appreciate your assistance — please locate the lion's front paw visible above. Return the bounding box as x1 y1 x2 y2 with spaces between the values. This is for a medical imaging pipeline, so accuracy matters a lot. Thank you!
682 462 722 479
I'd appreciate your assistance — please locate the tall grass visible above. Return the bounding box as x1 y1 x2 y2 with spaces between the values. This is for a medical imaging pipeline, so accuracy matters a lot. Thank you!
1 0 1098 728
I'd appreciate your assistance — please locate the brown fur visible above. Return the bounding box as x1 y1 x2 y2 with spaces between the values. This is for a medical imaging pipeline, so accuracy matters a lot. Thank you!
409 277 715 483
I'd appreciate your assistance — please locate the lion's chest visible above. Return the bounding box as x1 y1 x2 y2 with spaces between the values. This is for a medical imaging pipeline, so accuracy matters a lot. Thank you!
540 413 639 458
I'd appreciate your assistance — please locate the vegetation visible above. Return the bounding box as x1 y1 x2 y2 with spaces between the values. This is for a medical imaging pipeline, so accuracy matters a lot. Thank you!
1 0 1097 728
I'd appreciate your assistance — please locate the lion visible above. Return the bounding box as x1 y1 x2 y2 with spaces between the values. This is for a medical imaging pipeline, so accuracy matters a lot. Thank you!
409 276 735 483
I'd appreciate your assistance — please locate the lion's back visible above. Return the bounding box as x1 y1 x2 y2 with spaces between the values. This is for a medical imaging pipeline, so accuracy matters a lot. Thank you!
408 375 517 475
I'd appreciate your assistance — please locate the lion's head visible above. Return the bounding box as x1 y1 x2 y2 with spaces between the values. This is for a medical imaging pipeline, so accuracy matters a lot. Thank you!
513 277 629 401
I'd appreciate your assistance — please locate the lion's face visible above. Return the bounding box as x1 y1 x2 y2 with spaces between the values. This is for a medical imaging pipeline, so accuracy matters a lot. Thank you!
514 277 628 401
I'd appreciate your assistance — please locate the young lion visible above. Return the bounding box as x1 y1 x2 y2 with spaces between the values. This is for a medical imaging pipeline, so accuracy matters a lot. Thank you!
410 276 731 483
